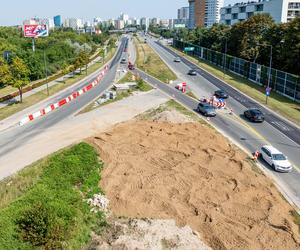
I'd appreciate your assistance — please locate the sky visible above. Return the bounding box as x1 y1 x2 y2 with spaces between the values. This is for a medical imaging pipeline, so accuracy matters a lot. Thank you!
0 0 238 26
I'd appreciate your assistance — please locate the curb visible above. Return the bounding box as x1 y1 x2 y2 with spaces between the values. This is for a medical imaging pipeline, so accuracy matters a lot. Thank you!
19 65 109 126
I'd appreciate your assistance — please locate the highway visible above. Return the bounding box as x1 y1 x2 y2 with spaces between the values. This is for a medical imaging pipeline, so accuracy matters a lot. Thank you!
0 37 129 161
136 36 300 209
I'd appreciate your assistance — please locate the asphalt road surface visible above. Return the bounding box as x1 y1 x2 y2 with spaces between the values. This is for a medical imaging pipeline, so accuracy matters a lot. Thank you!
135 37 300 209
0 36 129 160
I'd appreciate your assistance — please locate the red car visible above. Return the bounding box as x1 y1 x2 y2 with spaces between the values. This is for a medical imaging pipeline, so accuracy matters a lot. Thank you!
128 62 135 70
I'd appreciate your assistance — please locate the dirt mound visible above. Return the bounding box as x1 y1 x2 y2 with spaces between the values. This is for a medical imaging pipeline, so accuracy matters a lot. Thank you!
89 121 300 250
91 218 211 250
152 110 193 123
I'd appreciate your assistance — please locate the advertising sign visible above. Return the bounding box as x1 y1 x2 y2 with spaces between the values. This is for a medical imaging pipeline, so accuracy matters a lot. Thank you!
23 24 49 38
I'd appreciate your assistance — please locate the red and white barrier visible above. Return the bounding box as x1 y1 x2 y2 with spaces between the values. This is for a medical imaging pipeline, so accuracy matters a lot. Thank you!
19 65 109 126
175 82 187 93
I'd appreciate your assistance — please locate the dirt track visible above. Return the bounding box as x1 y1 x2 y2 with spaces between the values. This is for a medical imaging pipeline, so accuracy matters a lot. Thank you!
89 116 300 250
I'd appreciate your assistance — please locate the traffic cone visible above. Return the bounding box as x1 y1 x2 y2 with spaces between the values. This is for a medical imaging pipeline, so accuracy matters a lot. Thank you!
253 150 260 161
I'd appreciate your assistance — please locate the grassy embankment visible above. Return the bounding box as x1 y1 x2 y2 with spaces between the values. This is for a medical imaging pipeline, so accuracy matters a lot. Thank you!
0 143 106 249
135 37 176 83
0 47 116 121
169 46 300 126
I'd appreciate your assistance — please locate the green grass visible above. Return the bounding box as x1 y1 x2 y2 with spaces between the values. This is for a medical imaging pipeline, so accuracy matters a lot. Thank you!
0 47 116 122
170 46 300 126
137 99 201 122
118 71 136 84
0 142 106 249
135 37 177 83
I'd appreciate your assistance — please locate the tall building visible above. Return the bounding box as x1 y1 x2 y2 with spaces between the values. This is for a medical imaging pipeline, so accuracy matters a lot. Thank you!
220 0 300 25
40 18 55 30
178 7 189 19
189 0 223 28
115 20 125 29
151 18 160 26
160 19 170 28
188 0 195 28
54 15 62 27
140 17 150 30
64 18 84 30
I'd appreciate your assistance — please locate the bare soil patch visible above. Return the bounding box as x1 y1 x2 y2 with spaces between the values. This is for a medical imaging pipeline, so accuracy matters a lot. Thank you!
88 118 300 250
90 218 211 250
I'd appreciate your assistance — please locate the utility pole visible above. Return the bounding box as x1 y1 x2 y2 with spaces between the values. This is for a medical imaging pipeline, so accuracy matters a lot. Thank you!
266 45 273 105
84 44 88 76
223 38 228 80
44 49 49 96
32 38 35 52
257 43 273 104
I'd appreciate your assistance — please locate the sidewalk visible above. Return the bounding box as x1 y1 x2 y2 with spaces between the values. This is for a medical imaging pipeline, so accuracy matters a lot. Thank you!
0 55 103 109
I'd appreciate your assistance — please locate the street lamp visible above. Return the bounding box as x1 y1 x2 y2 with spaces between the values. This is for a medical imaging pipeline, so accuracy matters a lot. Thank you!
43 49 49 96
257 43 272 104
223 37 228 80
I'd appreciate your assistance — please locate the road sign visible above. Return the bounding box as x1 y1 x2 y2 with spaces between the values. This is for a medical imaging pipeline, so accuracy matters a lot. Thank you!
184 47 195 52
266 87 272 96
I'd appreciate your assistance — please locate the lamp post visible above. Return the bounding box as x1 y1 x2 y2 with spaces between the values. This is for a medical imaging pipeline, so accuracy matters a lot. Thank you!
43 49 49 96
223 37 228 80
257 43 273 104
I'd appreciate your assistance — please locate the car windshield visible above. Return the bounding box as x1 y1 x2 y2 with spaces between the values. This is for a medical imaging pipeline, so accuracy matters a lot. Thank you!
272 154 287 161
205 105 214 110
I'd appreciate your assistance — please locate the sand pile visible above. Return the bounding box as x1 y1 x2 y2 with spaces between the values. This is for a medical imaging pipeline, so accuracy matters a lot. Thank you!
152 110 193 123
89 120 300 250
92 218 211 250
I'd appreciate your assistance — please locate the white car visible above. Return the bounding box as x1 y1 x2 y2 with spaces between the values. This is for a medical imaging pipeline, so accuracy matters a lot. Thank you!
260 145 293 172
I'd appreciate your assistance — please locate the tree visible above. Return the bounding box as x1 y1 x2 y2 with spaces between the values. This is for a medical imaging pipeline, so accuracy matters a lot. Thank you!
9 57 30 102
77 50 89 74
0 57 12 87
229 14 275 62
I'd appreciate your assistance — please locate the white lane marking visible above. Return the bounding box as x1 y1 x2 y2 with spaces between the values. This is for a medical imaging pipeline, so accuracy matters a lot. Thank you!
271 121 291 131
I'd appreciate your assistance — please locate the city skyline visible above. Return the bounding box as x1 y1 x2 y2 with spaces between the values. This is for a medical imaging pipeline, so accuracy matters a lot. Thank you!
0 0 239 26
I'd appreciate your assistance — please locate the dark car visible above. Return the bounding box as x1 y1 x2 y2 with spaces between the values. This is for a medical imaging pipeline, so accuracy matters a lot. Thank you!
188 69 197 76
214 90 229 99
197 102 216 117
128 62 135 70
244 108 265 122
174 57 181 63
120 58 127 64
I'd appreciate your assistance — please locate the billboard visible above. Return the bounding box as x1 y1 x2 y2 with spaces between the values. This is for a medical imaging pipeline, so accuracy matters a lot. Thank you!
23 24 49 38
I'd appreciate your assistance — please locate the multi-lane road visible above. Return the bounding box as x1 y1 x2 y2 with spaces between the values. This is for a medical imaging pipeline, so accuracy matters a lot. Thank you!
0 37 129 178
137 35 300 209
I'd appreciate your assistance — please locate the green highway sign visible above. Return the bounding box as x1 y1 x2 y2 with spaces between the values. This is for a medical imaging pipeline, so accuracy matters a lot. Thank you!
184 47 195 52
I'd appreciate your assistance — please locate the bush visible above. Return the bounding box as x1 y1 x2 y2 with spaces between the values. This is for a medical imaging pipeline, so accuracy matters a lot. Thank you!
16 202 54 246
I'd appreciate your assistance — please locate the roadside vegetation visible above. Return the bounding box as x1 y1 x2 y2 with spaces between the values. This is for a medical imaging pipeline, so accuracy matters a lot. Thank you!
134 37 176 83
0 47 116 121
169 46 300 125
150 14 300 75
0 142 106 249
0 27 118 101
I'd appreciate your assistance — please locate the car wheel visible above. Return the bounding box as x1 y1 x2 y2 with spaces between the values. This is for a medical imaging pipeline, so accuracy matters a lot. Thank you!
272 164 277 171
